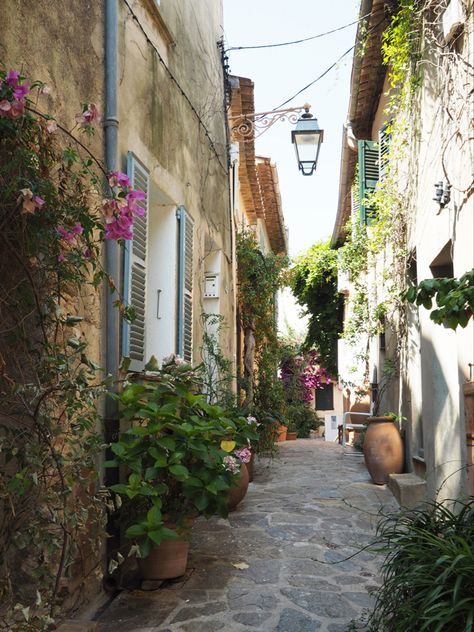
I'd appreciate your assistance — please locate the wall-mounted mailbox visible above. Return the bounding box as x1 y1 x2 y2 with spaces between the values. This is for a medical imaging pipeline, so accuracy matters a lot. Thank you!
204 273 219 298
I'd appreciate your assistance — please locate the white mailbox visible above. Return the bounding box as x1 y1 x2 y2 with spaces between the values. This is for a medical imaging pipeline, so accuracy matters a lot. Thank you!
204 273 219 298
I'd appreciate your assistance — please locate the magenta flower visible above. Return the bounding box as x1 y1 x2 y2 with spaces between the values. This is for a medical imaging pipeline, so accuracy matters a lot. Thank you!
108 171 131 188
5 70 20 87
13 82 29 101
126 190 146 216
0 100 12 116
84 248 92 259
72 223 84 235
57 227 75 242
33 196 45 208
58 253 66 263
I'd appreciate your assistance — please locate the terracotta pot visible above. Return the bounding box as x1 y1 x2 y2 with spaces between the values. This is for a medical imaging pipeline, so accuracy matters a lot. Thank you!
246 452 255 482
286 431 297 441
363 416 404 484
276 425 288 442
228 463 250 511
138 538 189 580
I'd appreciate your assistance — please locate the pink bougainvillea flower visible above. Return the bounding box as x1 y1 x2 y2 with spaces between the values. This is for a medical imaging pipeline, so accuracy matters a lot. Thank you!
84 248 92 259
57 227 75 242
10 100 25 118
58 253 66 263
33 196 45 208
222 455 240 474
0 100 12 116
5 69 20 87
126 190 146 216
46 120 58 134
71 222 84 235
75 103 101 127
13 82 29 101
108 171 131 188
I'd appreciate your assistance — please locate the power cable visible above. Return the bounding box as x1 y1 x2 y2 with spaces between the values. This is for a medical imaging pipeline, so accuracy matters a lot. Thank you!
272 15 387 111
225 12 371 52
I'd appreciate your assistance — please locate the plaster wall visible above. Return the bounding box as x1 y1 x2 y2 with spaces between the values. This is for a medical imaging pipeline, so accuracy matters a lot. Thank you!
117 0 234 366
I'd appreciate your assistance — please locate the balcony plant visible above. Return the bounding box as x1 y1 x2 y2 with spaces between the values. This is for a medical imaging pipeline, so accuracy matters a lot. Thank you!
105 358 257 578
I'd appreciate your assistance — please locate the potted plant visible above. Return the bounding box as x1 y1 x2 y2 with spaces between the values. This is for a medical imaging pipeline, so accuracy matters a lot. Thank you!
105 359 256 579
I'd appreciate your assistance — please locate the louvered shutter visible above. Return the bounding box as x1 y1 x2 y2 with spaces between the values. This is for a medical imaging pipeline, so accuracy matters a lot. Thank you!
358 140 379 225
177 206 194 363
122 153 149 371
379 124 391 181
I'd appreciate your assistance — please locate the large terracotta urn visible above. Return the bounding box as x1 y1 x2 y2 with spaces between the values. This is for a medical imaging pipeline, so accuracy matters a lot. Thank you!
228 463 250 511
363 416 404 484
138 539 189 580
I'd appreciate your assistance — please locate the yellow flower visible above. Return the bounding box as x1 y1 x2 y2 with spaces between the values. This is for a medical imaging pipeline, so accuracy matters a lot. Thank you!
220 440 236 453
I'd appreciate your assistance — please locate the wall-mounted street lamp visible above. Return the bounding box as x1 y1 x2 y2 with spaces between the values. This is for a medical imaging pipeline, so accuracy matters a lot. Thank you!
228 102 324 175
291 105 324 176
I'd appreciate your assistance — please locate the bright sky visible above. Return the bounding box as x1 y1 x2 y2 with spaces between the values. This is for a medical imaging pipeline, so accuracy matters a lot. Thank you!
223 0 360 258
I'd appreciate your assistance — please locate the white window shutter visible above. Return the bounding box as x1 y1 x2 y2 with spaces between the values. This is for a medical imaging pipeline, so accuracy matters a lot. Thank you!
177 206 194 363
122 153 149 371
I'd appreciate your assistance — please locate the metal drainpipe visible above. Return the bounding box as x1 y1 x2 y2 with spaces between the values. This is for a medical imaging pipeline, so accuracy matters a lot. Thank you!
103 0 121 591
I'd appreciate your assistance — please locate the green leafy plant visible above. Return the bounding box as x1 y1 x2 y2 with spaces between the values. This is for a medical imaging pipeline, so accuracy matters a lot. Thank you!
366 498 474 632
405 270 474 329
290 239 344 373
105 360 257 558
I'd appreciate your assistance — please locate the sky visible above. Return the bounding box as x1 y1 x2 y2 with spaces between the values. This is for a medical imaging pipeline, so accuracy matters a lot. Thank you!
223 0 360 258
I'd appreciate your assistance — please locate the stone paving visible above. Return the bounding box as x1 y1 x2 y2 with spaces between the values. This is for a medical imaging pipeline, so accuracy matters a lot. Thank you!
97 439 398 632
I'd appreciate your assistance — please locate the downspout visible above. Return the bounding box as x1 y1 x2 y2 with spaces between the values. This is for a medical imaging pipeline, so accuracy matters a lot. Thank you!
103 0 121 590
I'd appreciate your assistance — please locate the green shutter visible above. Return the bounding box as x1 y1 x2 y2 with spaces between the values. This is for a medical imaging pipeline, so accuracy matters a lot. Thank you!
122 153 149 371
358 140 379 225
379 124 391 180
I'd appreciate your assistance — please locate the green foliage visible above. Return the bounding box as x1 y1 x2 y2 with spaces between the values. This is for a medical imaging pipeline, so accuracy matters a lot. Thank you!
366 498 474 632
200 312 235 407
405 270 474 329
0 72 109 628
236 228 288 440
284 404 320 438
291 240 344 373
105 361 257 558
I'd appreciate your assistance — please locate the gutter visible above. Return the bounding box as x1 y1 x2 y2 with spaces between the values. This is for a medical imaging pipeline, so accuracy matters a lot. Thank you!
103 0 121 589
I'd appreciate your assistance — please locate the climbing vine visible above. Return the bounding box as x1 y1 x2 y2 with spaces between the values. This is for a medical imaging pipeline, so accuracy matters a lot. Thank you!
236 228 287 422
0 68 140 629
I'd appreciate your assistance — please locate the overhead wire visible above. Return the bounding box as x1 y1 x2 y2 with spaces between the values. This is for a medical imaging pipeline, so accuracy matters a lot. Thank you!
270 15 387 111
224 12 371 52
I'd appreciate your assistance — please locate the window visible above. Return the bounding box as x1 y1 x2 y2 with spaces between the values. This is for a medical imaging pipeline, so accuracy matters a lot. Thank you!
122 153 149 372
176 206 194 363
315 383 334 411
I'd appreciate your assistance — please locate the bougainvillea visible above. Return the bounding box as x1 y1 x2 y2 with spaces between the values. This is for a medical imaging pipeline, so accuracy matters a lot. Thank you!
0 67 143 630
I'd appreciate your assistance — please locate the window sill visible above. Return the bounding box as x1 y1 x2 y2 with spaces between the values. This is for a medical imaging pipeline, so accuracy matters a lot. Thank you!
143 0 175 48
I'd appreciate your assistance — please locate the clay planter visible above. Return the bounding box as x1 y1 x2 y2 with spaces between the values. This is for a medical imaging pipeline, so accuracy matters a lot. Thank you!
276 425 288 442
228 463 250 511
363 416 404 485
138 538 189 580
286 431 298 441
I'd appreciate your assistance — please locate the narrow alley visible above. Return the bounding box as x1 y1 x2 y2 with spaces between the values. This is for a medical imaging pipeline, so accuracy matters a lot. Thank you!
97 440 397 632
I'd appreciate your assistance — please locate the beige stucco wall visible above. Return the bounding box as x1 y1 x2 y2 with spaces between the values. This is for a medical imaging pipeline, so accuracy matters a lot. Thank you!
117 0 234 368
0 0 105 367
363 7 474 500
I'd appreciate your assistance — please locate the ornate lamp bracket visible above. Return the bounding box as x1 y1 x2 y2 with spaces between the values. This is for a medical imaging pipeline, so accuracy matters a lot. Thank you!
229 103 311 141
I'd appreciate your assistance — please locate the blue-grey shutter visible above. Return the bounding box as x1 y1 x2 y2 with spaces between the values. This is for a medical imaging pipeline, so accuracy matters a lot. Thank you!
122 153 149 371
176 206 194 363
358 140 379 225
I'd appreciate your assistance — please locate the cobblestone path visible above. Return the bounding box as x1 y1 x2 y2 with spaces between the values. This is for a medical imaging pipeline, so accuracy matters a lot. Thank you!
97 439 397 632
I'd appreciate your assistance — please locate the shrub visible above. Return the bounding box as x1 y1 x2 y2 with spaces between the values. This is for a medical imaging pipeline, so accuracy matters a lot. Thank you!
366 498 474 632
